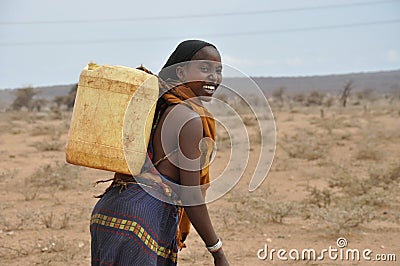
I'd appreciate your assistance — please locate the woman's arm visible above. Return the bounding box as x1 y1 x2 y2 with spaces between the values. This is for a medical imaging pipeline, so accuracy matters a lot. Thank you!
178 115 229 265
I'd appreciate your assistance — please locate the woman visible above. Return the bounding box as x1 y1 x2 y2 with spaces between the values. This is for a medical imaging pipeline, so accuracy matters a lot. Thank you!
90 40 229 266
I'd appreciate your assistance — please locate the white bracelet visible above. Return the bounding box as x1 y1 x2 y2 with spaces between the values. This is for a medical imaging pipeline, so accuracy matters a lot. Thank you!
206 238 222 253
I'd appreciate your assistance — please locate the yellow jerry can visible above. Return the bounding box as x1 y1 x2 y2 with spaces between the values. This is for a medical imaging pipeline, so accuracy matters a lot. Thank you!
66 63 159 175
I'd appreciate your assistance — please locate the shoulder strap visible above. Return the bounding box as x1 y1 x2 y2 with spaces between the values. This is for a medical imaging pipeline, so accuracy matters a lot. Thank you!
153 148 179 167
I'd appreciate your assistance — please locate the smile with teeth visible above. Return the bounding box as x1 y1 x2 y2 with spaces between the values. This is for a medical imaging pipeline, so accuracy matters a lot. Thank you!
203 85 216 94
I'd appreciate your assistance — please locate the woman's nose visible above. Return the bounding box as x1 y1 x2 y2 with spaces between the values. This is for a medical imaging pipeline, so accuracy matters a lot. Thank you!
207 72 217 82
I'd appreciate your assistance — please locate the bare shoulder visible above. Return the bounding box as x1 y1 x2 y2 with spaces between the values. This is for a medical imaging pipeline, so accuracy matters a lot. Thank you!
165 103 202 131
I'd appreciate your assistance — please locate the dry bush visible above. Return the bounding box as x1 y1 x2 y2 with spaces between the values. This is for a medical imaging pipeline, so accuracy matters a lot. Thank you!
0 123 9 134
0 210 40 232
328 169 372 197
323 95 336 107
229 190 295 225
216 130 231 151
243 116 258 127
30 124 60 136
305 90 324 106
304 186 332 208
30 129 64 151
7 111 30 121
213 93 228 103
37 237 89 264
38 211 71 229
329 165 397 204
301 163 400 233
11 87 36 111
311 116 345 134
354 142 381 161
53 84 78 111
230 98 253 116
30 139 64 152
6 111 43 124
356 88 376 103
26 162 80 191
303 187 378 233
264 201 294 224
49 106 64 120
21 182 39 201
313 205 374 233
291 93 305 104
41 212 55 229
280 132 326 161
0 243 30 260
0 168 19 182
368 165 400 189
60 213 71 229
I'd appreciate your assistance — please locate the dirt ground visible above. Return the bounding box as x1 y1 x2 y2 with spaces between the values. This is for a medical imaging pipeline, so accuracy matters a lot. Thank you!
0 96 399 265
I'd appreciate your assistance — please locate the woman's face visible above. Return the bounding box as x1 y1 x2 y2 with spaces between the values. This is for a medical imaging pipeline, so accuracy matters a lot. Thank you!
176 46 222 101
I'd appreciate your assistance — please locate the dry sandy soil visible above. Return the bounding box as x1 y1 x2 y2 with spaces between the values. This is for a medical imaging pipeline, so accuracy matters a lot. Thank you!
0 96 399 265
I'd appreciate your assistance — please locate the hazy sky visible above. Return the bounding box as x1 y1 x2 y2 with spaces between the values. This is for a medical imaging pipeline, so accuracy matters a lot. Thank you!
0 0 399 89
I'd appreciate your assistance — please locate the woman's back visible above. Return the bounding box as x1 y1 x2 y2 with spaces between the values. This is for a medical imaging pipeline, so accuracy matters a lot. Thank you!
152 103 202 184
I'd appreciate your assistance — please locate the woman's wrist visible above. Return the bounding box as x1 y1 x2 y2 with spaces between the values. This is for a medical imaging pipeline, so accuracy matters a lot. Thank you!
211 247 225 259
206 238 222 253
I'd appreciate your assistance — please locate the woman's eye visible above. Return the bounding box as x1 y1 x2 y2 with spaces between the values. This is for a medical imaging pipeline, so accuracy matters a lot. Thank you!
216 69 222 74
201 66 209 72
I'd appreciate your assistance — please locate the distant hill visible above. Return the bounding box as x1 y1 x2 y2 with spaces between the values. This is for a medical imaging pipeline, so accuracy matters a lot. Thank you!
0 84 75 109
222 70 400 96
1 70 399 109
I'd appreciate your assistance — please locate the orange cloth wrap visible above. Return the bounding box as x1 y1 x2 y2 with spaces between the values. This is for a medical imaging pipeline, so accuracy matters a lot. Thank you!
161 83 216 250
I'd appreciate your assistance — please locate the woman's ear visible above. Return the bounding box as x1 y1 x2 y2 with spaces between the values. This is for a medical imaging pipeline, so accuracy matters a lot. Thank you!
176 66 186 82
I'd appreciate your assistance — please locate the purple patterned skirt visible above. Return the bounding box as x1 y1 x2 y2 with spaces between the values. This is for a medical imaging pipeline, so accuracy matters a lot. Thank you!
90 182 179 265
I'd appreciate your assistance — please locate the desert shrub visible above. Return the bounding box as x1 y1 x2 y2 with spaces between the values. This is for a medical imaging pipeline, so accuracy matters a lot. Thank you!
11 87 36 111
323 96 335 107
53 84 78 111
41 212 55 228
213 93 228 103
305 186 332 208
59 213 71 229
230 98 252 116
21 182 39 201
328 169 372 197
301 163 399 233
0 168 19 182
327 166 393 208
30 139 64 152
305 91 324 106
280 133 326 160
31 98 50 112
292 93 305 103
37 237 89 263
49 106 63 120
243 116 258 127
354 142 381 161
26 162 80 191
225 189 296 225
272 87 285 105
0 123 9 134
368 165 400 189
340 80 353 107
30 124 59 136
0 209 40 232
314 205 374 233
216 129 231 150
264 201 293 224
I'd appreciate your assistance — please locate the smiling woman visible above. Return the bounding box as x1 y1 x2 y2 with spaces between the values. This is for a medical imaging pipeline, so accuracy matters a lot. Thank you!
174 46 222 99
90 40 230 266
